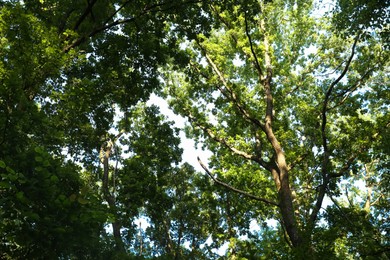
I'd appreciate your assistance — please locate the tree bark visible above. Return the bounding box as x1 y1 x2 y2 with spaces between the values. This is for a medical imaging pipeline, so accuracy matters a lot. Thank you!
259 15 303 248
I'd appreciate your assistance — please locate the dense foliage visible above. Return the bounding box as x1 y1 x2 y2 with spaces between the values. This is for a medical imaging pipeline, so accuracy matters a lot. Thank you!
0 0 388 259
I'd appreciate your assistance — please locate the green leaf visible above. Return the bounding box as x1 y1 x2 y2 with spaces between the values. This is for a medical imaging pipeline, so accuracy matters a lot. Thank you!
16 191 24 200
0 181 11 188
34 146 44 153
69 194 77 202
0 160 6 168
77 197 88 204
5 166 15 174
50 175 59 183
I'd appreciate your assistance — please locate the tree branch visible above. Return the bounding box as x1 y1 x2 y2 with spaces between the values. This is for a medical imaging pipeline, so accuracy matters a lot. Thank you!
278 218 293 248
259 18 273 125
323 34 359 162
329 65 376 111
287 153 309 171
210 5 264 81
73 0 98 31
324 35 359 104
327 192 354 226
63 17 137 52
63 0 203 52
200 50 265 131
197 157 279 207
99 129 126 251
310 34 360 225
330 154 357 178
102 0 133 26
186 110 272 171
244 11 263 79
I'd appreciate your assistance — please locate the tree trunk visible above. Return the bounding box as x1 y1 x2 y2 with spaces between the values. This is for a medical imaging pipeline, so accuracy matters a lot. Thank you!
259 13 304 248
100 138 126 253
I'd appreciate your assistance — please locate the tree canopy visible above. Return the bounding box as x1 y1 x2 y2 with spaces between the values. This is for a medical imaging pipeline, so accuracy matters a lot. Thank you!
0 0 389 259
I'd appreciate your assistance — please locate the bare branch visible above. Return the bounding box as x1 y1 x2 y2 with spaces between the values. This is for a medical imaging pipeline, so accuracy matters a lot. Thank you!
197 157 279 207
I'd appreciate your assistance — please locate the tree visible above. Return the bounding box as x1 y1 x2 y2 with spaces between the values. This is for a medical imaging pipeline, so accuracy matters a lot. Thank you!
332 0 390 46
164 0 389 257
1 0 389 258
0 148 108 258
0 0 203 257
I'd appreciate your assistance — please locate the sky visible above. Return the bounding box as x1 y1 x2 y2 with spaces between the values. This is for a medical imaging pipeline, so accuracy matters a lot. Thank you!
146 93 213 172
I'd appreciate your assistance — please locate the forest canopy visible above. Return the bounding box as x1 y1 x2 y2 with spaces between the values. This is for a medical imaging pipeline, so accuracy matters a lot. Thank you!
0 0 389 259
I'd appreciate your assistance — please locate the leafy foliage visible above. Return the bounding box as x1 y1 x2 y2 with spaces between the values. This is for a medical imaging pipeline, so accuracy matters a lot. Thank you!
0 0 388 258
163 0 389 257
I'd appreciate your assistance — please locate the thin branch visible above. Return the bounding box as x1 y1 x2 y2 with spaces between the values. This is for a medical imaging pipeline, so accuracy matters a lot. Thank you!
63 17 137 52
345 185 354 207
328 35 359 91
73 0 98 31
370 193 384 207
287 153 309 171
186 111 272 171
311 35 360 225
201 51 265 130
103 0 133 26
322 35 360 123
63 0 203 52
197 157 279 207
114 129 126 141
330 154 357 178
325 194 355 226
278 218 293 248
328 66 376 111
315 57 347 78
210 5 264 81
112 130 126 194
244 11 263 78
189 58 264 132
